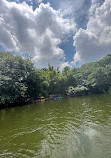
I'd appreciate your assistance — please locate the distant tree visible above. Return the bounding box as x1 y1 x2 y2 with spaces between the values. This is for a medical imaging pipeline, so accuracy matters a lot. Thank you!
88 67 110 93
62 66 70 75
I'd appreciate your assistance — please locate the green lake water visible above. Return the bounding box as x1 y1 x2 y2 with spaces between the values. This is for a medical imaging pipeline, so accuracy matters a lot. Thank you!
0 94 111 158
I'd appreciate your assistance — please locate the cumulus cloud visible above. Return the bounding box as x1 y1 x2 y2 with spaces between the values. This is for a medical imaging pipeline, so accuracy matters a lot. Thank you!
59 0 85 17
0 0 76 68
59 0 91 29
73 0 111 64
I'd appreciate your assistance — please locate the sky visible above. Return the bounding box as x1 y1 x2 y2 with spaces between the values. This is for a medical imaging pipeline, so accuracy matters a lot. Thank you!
0 0 111 69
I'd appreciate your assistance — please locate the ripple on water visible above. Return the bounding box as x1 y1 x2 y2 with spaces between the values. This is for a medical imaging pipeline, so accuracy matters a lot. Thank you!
0 94 111 158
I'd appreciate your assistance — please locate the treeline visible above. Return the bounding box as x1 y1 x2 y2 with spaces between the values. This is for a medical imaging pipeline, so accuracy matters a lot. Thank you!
1 51 111 107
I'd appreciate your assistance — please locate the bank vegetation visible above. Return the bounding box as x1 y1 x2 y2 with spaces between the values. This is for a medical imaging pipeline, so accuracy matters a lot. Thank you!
1 51 111 108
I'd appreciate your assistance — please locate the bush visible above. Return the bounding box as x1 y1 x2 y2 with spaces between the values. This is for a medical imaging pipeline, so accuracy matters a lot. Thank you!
67 86 89 96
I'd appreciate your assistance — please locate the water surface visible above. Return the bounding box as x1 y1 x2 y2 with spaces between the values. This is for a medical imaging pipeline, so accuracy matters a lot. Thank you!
0 94 111 158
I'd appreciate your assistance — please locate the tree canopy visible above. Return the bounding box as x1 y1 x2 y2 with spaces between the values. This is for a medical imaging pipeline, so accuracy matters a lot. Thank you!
1 51 111 107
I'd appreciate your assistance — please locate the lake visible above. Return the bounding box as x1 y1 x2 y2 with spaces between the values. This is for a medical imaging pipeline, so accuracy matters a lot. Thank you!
0 94 111 158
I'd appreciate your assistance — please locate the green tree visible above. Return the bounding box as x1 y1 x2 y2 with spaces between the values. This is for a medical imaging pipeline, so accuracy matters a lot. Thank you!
0 52 42 105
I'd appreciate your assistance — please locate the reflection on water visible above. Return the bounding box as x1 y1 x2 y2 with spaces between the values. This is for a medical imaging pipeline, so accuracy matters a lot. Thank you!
0 94 111 158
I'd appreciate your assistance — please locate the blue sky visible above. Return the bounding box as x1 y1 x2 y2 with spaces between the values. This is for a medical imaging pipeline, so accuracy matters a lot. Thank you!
0 0 111 68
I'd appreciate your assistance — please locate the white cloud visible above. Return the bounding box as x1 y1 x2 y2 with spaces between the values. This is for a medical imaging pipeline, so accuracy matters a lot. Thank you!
59 62 69 71
59 0 85 17
0 0 76 68
73 0 111 64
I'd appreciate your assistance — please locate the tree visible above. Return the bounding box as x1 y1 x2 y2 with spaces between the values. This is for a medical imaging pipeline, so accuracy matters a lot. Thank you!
0 52 42 105
88 67 110 93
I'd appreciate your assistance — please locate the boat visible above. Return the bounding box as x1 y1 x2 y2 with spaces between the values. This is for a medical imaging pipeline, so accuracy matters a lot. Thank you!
36 96 45 102
55 96 62 100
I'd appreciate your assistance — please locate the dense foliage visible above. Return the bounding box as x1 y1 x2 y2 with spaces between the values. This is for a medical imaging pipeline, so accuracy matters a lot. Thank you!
0 52 41 106
1 51 111 107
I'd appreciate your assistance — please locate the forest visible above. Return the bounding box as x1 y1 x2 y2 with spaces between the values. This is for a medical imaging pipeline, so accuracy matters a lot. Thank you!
1 51 111 107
